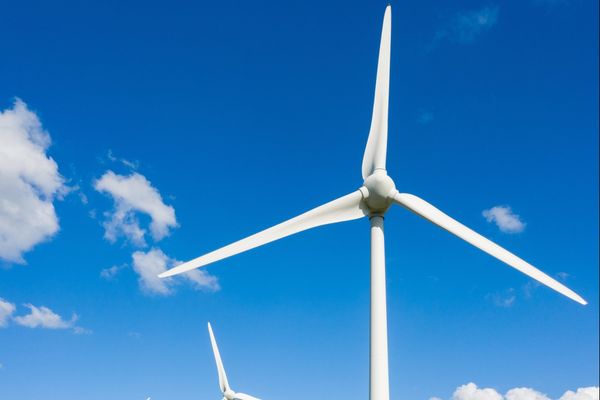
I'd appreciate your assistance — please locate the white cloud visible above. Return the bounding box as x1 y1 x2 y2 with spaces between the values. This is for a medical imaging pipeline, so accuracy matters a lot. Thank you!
132 248 219 296
435 6 499 45
454 383 504 400
104 206 147 246
0 298 16 327
94 170 220 296
560 388 599 400
506 388 550 400
483 206 526 233
13 304 76 329
94 171 177 246
0 300 89 333
132 248 172 295
0 99 67 263
438 384 598 400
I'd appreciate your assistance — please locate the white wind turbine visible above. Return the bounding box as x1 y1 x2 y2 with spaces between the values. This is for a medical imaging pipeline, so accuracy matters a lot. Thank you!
160 6 587 400
208 322 261 400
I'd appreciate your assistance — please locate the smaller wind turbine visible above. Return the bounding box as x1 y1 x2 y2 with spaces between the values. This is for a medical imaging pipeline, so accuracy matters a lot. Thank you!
208 322 261 400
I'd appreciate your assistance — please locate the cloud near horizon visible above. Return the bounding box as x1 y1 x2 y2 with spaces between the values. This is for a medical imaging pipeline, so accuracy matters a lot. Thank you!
0 99 67 263
431 383 599 400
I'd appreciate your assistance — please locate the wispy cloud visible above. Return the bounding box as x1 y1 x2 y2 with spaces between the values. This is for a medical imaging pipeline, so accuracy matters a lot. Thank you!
433 6 499 46
0 99 68 263
132 248 219 296
482 205 526 233
418 110 434 125
491 271 573 305
523 271 571 299
72 326 93 335
78 191 89 205
488 288 517 307
432 383 599 400
106 149 139 170
94 171 178 246
100 264 126 280
0 298 16 327
556 271 570 281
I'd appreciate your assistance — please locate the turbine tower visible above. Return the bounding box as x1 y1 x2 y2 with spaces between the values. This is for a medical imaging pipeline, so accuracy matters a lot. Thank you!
160 6 586 400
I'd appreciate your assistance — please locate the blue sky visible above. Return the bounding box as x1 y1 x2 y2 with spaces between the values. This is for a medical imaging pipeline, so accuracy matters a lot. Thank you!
0 1 598 399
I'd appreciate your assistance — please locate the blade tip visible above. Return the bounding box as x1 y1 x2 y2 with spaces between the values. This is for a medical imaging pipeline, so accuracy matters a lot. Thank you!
567 292 587 305
566 290 587 305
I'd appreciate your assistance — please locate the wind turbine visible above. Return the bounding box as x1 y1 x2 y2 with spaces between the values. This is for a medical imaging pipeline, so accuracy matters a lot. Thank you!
208 322 261 400
160 6 587 400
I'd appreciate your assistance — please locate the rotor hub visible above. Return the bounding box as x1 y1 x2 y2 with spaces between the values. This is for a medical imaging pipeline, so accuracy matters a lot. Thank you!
362 170 397 214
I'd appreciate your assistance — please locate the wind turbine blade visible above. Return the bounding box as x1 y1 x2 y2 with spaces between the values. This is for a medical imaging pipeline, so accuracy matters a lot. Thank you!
392 192 587 305
362 5 392 179
159 190 367 277
235 393 262 400
208 322 231 394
